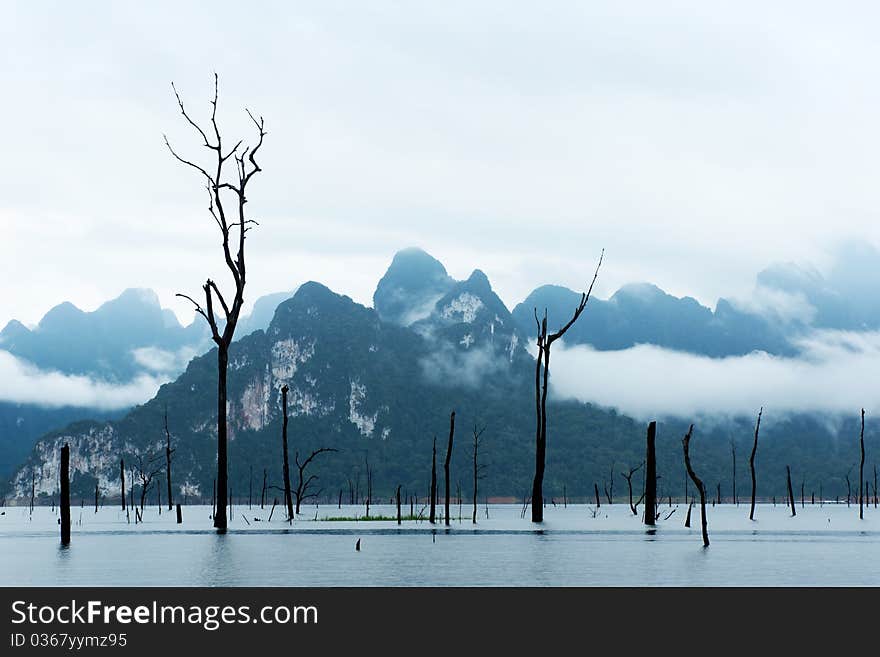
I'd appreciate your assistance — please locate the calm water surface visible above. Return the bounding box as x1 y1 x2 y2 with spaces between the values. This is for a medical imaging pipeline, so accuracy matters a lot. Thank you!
2 504 877 586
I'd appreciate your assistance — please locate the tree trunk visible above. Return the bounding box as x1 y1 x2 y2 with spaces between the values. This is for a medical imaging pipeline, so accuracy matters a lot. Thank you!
281 385 294 523
60 444 71 546
430 436 437 524
594 482 601 508
94 481 99 513
859 408 865 520
444 411 455 527
644 421 657 526
396 485 402 525
120 458 126 511
682 425 709 547
261 469 267 509
176 503 183 524
749 408 762 521
532 341 549 522
472 434 478 525
212 345 229 531
165 408 173 511
731 439 737 506
786 466 796 517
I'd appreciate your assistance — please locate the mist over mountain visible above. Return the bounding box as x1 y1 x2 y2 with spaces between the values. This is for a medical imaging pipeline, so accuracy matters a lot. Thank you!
5 247 877 503
0 287 296 478
373 247 455 326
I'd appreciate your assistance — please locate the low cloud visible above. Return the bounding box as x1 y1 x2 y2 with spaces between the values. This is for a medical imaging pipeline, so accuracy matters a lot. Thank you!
726 285 817 325
131 346 199 375
0 349 165 410
547 330 879 419
420 344 506 389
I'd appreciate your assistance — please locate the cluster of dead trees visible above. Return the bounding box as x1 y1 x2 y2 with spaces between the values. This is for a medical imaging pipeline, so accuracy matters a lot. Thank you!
51 77 878 548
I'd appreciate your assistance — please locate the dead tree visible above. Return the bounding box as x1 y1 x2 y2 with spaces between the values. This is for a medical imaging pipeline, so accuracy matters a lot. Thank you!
444 411 455 527
749 407 762 521
60 444 71 545
786 466 796 517
859 408 866 520
364 454 373 519
531 251 603 522
430 436 437 524
396 485 402 525
94 481 99 513
472 424 487 524
293 447 338 514
133 453 163 512
280 385 294 522
164 407 175 511
730 438 737 506
603 461 615 504
682 425 709 547
644 421 657 526
845 466 853 507
167 74 266 532
120 458 126 511
621 462 645 515
594 483 601 508
261 469 267 509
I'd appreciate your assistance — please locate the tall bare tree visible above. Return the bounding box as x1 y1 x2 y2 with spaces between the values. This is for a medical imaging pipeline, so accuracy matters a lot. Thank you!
682 425 709 547
621 462 645 516
133 452 163 512
166 74 266 532
444 411 455 527
280 385 294 523
472 424 487 524
644 421 657 526
749 407 762 521
164 406 175 511
293 447 338 514
730 438 737 506
120 458 126 511
60 444 70 546
859 408 865 520
532 251 603 522
429 436 437 524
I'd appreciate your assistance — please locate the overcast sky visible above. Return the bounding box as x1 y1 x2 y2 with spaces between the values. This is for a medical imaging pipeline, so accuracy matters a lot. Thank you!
3 2 880 328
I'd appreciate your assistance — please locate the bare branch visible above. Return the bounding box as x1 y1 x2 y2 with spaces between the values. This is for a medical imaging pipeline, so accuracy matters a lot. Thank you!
206 279 231 321
170 81 213 149
164 135 214 184
547 249 604 343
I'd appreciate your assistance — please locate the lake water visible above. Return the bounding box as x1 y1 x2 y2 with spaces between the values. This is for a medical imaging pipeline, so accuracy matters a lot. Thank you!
2 502 878 586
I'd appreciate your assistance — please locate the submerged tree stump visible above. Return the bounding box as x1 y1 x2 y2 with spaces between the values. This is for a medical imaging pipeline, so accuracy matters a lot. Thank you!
682 426 709 547
60 444 71 545
644 421 657 526
749 407 762 521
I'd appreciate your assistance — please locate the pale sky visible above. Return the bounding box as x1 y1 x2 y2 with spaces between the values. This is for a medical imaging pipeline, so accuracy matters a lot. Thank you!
4 2 880 328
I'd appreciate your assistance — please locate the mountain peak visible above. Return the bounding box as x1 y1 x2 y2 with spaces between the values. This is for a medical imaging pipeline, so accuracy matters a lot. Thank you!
465 269 492 292
374 247 455 326
0 319 31 344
